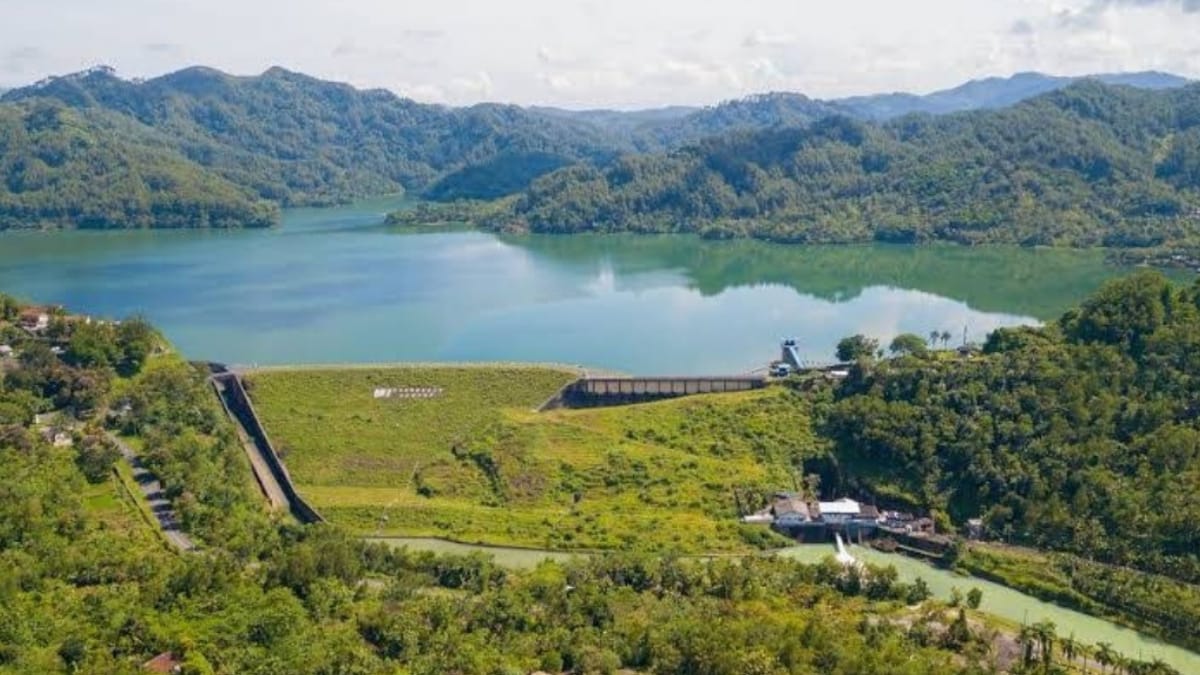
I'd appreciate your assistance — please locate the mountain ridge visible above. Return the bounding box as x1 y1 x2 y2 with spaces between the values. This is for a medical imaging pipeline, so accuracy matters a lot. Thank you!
1 65 1195 229
401 80 1200 266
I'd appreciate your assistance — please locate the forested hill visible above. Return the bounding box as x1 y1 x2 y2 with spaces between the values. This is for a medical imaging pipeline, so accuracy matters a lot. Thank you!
452 82 1200 258
4 65 1197 230
0 66 624 227
827 272 1200 583
820 272 1200 650
0 102 277 230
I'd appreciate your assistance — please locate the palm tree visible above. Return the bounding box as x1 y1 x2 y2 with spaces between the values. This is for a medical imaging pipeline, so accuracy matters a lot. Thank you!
941 330 952 347
1018 624 1037 669
929 330 941 348
1147 658 1173 675
1061 633 1079 668
1095 642 1116 674
1032 620 1056 673
1076 642 1093 674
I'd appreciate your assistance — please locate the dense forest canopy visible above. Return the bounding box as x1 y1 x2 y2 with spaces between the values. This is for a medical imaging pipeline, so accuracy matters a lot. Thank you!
1 65 1194 229
0 102 276 230
820 272 1200 585
1 293 1075 674
0 66 626 227
424 82 1200 262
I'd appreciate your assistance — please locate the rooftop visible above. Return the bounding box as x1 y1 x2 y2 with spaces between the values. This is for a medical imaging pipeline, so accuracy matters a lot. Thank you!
818 498 862 516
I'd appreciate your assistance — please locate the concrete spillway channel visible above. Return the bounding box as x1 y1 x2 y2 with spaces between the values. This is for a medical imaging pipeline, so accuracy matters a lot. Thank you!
210 371 324 524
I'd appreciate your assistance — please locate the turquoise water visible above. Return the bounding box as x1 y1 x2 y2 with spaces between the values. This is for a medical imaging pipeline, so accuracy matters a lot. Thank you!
0 197 1172 374
780 545 1199 672
374 537 1199 671
3 198 1197 667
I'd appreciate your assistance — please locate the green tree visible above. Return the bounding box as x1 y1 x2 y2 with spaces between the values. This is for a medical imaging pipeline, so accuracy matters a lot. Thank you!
74 431 120 483
1032 620 1056 672
966 587 983 610
889 333 928 357
1095 642 1116 674
945 608 971 650
836 334 880 362
906 577 931 604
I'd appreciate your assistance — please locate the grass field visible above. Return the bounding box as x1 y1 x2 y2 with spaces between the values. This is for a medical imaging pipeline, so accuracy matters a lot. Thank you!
81 465 170 553
246 366 818 552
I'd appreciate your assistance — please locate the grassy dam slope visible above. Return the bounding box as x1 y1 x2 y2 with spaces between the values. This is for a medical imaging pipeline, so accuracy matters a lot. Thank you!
244 366 815 552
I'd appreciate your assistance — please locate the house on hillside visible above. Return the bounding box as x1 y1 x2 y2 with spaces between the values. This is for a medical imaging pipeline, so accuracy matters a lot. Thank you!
772 495 811 527
0 345 12 359
18 308 50 333
768 493 883 542
141 652 182 674
39 425 74 448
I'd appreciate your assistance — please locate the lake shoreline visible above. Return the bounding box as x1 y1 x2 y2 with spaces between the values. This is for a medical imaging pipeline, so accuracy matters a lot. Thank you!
0 197 1188 374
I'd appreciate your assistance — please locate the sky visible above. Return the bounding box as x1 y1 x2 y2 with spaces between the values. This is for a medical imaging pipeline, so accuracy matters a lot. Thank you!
2 0 1200 108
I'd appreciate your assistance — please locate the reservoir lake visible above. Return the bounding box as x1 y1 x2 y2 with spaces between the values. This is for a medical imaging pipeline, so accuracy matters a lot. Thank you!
4 196 1200 667
0 196 1174 374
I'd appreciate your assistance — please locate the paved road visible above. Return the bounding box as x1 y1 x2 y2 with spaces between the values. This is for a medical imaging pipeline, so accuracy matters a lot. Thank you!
107 433 195 552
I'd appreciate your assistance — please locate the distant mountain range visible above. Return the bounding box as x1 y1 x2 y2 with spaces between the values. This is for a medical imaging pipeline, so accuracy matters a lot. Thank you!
534 70 1193 133
0 65 1194 229
835 71 1191 119
442 71 1195 198
402 80 1200 264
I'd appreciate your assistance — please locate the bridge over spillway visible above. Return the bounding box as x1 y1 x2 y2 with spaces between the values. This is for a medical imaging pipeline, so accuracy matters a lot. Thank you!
546 375 767 409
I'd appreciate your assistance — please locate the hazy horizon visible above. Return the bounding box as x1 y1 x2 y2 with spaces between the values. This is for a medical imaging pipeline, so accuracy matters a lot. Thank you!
3 0 1200 108
2 62 1193 113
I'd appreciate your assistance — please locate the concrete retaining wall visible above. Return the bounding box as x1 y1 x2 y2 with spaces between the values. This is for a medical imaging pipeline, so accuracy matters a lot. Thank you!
212 373 324 524
554 376 767 408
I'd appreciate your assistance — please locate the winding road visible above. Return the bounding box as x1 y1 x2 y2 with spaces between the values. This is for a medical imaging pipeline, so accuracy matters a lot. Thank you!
107 433 195 552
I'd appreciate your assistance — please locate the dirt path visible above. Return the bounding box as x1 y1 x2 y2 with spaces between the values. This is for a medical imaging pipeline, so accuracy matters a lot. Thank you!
108 433 195 552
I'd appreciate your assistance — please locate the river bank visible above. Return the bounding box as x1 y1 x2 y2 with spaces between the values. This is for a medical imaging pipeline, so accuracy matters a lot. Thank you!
372 535 1200 672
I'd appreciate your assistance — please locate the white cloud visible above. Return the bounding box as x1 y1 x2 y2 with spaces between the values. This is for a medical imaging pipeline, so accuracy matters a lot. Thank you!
0 0 1198 107
748 57 785 81
538 72 574 92
448 71 494 101
743 30 798 48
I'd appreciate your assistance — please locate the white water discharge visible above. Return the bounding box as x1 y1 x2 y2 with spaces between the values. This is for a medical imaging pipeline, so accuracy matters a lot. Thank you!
834 533 857 566
372 536 1200 671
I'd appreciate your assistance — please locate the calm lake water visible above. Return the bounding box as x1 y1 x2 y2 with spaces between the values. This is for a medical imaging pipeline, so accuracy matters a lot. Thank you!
4 199 1197 666
0 196 1177 373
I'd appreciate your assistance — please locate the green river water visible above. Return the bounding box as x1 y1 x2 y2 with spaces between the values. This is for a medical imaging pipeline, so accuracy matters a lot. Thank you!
3 197 1197 668
375 537 1200 671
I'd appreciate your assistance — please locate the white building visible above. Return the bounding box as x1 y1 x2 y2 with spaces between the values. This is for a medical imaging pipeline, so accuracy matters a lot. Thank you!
818 498 863 517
